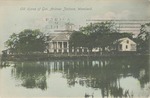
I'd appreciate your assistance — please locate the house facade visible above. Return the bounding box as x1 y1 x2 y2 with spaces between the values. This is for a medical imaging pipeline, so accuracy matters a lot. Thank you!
117 37 136 51
46 32 70 53
46 32 89 53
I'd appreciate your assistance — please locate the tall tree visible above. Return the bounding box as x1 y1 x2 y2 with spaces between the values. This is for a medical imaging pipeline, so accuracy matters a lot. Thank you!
79 21 119 51
137 23 150 53
69 31 86 48
69 31 88 53
69 21 134 53
5 29 46 54
5 33 18 53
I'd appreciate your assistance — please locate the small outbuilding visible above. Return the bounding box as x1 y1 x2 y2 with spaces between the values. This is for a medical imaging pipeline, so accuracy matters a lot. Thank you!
116 37 136 51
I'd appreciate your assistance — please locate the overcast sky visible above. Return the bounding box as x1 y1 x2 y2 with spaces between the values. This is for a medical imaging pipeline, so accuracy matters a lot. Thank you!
0 0 150 52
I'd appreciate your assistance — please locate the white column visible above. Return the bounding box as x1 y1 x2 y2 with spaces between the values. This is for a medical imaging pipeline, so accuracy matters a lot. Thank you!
51 42 54 52
62 41 64 53
48 43 50 52
72 48 74 52
149 63 150 81
87 49 89 52
77 48 79 52
67 42 69 53
56 41 59 53
82 48 84 53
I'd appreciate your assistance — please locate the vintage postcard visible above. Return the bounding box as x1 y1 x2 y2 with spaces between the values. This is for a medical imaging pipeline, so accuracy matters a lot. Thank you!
0 0 150 98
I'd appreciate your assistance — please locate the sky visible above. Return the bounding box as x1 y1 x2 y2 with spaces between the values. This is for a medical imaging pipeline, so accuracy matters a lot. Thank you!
0 0 150 52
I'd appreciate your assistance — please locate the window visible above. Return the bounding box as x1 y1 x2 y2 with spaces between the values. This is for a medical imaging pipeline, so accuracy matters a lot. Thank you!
126 45 128 49
58 42 62 48
127 40 129 44
54 49 57 53
79 48 82 53
64 42 67 48
84 49 87 52
53 42 57 49
58 49 62 53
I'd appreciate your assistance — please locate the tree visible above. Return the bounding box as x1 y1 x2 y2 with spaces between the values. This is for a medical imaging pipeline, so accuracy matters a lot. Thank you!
137 23 150 53
69 21 134 53
69 31 88 53
69 31 87 48
5 29 46 54
5 33 18 54
77 22 119 52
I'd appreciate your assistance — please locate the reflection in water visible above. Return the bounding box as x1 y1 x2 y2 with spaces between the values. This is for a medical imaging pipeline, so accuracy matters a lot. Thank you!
11 62 47 90
60 57 149 97
0 56 149 97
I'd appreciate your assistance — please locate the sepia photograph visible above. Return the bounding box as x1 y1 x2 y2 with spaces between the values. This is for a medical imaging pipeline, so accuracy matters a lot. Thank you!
0 0 150 98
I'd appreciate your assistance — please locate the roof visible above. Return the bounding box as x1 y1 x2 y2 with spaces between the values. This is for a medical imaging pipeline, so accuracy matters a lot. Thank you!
50 33 70 41
114 37 136 44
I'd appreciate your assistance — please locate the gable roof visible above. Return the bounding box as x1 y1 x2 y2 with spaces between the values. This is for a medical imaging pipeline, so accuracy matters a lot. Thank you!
118 37 136 44
114 37 136 45
51 33 70 41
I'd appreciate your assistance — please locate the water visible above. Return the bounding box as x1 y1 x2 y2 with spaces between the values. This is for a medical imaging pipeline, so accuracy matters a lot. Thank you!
0 57 150 98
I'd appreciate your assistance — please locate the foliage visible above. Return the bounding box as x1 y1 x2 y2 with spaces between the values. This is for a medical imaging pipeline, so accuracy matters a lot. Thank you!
137 23 150 53
5 29 46 54
69 31 87 48
69 21 133 52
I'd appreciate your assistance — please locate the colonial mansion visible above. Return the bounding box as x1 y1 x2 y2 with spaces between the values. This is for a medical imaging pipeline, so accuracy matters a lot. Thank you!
46 31 70 53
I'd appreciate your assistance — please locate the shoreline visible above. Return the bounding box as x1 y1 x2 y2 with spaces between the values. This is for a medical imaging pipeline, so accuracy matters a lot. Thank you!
0 53 149 61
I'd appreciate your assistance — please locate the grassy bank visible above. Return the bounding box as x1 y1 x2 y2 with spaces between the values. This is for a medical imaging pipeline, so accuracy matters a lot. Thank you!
1 52 149 61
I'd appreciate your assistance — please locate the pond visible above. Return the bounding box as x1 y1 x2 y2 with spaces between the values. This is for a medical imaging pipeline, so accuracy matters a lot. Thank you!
0 56 150 98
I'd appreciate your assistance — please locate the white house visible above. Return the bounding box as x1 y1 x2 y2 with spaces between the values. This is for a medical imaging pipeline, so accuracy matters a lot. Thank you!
46 32 70 53
46 32 89 53
116 37 136 51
